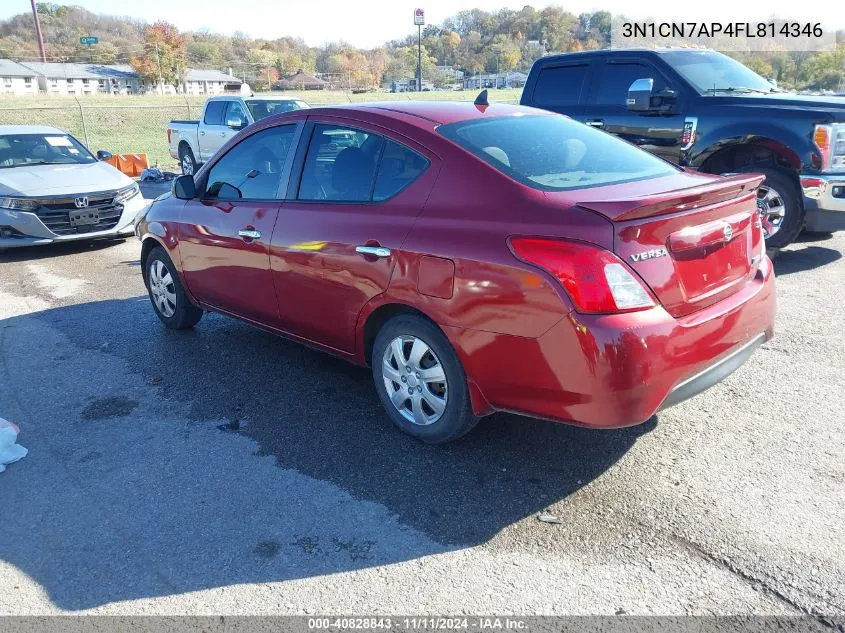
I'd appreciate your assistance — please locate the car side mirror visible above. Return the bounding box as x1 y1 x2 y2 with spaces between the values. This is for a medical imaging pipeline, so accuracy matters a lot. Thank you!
226 118 246 130
627 78 654 112
96 149 112 161
173 175 197 200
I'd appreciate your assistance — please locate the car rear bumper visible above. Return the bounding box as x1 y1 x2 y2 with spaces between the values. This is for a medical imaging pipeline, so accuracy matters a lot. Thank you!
800 174 845 232
0 195 145 249
451 256 776 428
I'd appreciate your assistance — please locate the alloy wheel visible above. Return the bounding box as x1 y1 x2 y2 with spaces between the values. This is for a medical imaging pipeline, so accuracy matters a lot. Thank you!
149 259 177 318
382 335 448 426
756 185 786 239
181 154 194 176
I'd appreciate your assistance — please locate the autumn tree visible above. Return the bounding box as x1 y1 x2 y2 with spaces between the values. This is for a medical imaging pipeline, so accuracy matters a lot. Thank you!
130 21 186 90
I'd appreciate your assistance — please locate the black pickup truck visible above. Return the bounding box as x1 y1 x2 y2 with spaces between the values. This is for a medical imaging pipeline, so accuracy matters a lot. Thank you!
520 48 845 248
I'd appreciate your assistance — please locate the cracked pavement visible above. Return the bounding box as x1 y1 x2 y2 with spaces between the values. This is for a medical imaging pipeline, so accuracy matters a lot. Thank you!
0 227 842 616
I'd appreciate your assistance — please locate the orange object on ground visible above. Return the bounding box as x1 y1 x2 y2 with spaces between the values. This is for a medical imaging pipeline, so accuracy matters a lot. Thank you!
105 153 149 177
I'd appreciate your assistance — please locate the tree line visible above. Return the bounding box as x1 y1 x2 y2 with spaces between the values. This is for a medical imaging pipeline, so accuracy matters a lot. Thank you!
0 3 843 91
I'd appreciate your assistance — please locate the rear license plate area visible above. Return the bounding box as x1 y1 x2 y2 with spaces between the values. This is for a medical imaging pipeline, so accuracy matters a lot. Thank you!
69 209 100 227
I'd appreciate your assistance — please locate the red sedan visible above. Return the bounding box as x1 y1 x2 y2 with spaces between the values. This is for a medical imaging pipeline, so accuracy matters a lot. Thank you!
135 100 775 443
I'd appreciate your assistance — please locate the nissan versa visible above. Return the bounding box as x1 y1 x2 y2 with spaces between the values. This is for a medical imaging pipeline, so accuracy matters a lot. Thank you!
135 101 776 443
0 125 144 250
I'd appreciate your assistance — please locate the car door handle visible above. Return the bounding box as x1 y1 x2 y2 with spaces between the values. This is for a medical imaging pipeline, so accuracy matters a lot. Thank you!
199 131 205 136
585 119 604 128
355 245 391 258
238 228 261 240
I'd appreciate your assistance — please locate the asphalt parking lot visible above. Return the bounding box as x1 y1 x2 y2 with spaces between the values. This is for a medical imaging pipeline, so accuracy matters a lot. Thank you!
0 221 842 616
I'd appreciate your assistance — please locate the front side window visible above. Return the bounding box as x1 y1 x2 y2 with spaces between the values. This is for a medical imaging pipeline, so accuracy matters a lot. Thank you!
203 101 226 125
245 99 310 121
225 101 249 126
205 124 296 200
591 63 667 106
438 114 677 191
0 134 96 168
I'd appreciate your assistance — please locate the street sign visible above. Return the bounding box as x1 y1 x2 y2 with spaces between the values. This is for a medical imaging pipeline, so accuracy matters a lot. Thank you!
413 8 425 26
79 36 98 45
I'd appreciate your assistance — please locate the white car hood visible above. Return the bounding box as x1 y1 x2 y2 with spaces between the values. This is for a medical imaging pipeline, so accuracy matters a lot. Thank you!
0 162 133 197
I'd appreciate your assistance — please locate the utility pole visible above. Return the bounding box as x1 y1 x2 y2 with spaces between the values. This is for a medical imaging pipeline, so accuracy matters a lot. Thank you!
155 42 164 95
30 0 47 62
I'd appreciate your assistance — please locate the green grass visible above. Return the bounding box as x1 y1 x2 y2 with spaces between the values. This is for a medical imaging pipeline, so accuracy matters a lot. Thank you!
0 89 523 167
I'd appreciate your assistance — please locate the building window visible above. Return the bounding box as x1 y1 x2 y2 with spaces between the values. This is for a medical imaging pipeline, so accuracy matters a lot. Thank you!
24 77 32 86
2 77 11 86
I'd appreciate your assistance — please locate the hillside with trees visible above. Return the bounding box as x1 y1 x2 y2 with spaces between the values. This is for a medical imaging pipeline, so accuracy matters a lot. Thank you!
1 3 844 91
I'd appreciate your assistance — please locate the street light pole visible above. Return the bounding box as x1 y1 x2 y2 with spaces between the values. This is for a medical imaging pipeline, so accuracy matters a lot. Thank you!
417 24 422 92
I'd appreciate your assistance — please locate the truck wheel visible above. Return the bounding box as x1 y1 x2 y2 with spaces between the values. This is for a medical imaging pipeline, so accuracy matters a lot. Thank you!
740 167 804 249
179 144 197 176
372 315 479 444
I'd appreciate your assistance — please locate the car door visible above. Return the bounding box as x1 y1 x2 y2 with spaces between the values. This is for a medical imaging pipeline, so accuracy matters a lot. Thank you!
525 60 593 118
178 122 301 325
269 119 438 353
198 99 231 161
585 59 688 164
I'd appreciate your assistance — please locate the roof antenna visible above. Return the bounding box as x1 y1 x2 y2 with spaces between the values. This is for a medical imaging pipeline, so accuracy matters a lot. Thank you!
474 89 489 106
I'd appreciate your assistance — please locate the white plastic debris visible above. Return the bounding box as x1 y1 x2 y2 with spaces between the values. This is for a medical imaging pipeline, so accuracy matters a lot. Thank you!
0 418 27 473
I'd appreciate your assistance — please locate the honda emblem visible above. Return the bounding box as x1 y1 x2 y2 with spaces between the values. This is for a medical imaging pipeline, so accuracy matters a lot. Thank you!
74 196 89 208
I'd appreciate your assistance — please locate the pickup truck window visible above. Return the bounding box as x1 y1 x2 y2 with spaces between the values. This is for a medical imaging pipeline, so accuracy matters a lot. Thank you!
203 101 227 126
226 100 249 125
246 100 309 121
205 124 297 200
439 115 676 191
532 65 588 107
592 63 667 106
660 50 774 94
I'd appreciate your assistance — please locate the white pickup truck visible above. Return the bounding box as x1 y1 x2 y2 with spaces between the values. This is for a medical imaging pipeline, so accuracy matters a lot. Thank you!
167 94 309 175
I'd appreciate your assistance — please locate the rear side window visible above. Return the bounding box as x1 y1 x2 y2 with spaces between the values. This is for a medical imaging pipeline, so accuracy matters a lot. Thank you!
373 140 429 202
592 63 667 106
203 101 226 125
438 114 677 191
532 65 588 107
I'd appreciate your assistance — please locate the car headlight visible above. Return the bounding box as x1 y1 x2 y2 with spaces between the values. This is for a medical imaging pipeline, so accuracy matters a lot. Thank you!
0 197 40 211
813 123 845 173
114 183 140 203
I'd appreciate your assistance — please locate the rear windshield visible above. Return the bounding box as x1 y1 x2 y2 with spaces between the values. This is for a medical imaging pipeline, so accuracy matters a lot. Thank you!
438 115 677 190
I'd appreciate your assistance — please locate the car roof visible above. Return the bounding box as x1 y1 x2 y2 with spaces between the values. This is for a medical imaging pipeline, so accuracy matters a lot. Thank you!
302 101 551 127
207 94 305 102
0 124 68 135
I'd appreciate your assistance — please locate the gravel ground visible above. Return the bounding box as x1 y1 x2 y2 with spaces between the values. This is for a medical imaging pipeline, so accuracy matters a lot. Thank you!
0 224 842 617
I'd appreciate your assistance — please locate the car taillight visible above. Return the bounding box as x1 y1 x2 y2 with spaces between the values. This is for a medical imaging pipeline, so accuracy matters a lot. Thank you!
167 128 172 144
509 237 656 314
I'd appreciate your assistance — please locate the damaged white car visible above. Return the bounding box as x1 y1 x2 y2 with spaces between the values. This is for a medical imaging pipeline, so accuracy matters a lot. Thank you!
0 125 145 250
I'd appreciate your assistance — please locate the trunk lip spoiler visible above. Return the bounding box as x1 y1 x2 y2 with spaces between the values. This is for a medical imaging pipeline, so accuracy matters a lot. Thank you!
576 173 765 222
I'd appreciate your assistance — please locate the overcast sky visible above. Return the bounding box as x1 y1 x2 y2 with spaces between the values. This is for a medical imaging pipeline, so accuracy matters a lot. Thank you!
4 0 845 48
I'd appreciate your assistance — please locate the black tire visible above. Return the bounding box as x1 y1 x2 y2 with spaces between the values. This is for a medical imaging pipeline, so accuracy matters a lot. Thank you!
178 143 197 176
739 166 804 249
372 315 479 444
143 246 203 329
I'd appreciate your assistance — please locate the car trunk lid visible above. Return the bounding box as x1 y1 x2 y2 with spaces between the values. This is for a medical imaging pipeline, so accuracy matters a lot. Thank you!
553 173 765 317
